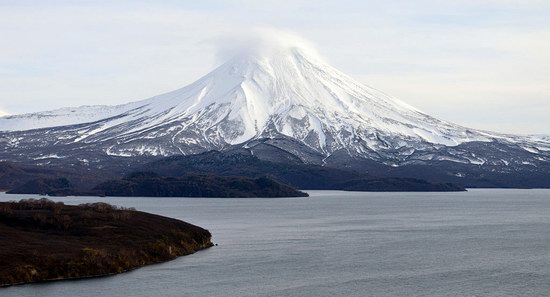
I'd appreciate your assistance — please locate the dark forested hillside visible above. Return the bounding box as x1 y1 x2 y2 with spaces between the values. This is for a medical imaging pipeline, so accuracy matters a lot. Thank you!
0 198 212 286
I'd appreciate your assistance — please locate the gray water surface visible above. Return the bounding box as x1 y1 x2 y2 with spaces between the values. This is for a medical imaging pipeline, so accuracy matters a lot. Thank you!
2 189 550 297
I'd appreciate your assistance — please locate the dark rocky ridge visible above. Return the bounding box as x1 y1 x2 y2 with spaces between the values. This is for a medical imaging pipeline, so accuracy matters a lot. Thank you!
0 162 114 192
140 150 363 190
7 173 309 198
138 150 466 191
0 198 212 287
1 150 468 196
92 172 309 198
7 177 76 196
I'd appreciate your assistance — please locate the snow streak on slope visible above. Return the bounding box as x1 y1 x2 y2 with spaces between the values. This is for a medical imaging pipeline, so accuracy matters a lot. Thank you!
0 31 548 161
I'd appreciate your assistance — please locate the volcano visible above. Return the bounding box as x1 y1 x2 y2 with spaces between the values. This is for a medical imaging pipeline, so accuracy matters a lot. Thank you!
1 33 549 187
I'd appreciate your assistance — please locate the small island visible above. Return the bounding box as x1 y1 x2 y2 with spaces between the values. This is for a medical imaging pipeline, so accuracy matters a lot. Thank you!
0 198 213 287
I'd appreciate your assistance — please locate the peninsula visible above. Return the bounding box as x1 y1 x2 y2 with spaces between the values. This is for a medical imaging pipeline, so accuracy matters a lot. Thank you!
0 198 213 287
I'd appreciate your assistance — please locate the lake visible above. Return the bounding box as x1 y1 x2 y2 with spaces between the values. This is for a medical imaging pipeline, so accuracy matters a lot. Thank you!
2 189 550 296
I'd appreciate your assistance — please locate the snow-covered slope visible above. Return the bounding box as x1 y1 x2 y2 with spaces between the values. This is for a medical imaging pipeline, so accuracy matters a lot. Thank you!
0 34 549 170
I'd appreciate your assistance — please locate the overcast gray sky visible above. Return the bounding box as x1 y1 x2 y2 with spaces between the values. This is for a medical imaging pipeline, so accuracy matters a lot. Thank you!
0 0 549 135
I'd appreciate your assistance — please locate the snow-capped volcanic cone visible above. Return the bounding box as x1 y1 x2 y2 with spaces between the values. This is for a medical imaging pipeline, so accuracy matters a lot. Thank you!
0 31 549 183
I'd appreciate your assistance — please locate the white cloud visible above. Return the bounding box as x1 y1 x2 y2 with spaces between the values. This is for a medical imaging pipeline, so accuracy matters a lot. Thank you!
212 27 325 63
